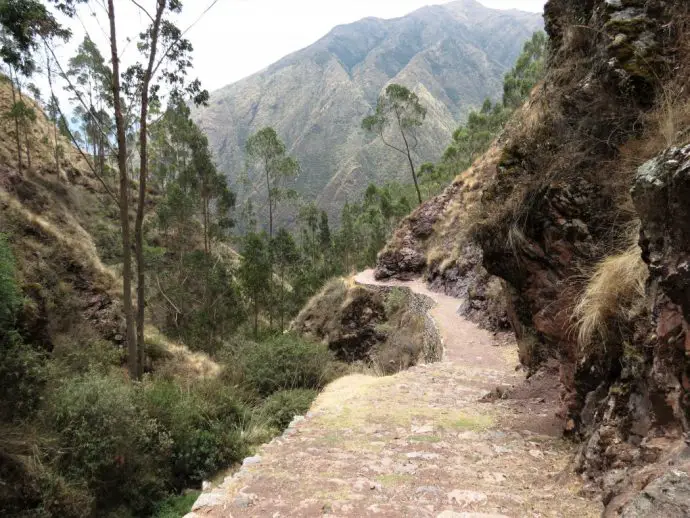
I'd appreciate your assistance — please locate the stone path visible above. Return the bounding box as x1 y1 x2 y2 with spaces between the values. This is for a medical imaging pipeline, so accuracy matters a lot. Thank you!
187 271 602 518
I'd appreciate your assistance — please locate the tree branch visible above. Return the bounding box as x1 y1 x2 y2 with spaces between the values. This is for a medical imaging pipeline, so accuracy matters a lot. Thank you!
129 0 155 22
379 126 407 156
156 274 182 316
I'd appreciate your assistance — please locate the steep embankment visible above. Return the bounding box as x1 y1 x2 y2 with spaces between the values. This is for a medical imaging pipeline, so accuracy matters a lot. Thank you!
0 81 219 377
188 271 601 517
194 0 542 222
376 0 690 513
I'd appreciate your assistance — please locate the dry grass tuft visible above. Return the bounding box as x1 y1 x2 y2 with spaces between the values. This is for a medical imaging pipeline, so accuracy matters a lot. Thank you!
573 231 647 349
144 326 221 380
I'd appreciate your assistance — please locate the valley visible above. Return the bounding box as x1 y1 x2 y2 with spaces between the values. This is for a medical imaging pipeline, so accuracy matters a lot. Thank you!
2 0 690 517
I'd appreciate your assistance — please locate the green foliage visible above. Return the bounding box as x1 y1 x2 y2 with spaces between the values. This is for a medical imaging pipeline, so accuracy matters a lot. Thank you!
154 491 200 518
245 127 300 236
152 100 235 253
240 334 335 397
503 31 547 110
0 233 20 329
333 184 411 271
0 338 46 422
45 374 172 516
260 389 317 431
152 250 245 353
0 0 69 76
141 378 251 487
91 221 122 264
363 83 427 204
239 232 272 336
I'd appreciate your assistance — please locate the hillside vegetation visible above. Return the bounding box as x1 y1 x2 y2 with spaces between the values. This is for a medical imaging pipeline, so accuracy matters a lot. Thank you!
0 4 350 516
193 0 542 225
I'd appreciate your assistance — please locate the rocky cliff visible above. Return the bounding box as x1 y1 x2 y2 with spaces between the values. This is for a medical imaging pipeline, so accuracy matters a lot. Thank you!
376 0 690 512
193 0 542 224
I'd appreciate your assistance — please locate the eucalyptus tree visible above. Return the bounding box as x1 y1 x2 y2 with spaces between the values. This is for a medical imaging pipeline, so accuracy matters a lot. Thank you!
362 84 427 205
66 36 112 177
245 127 300 238
0 0 68 173
50 0 209 379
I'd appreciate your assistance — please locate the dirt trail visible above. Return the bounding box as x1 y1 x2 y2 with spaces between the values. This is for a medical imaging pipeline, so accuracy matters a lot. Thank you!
189 271 602 518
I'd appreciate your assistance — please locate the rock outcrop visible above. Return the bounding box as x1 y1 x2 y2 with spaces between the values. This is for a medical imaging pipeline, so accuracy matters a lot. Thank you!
376 0 690 511
291 277 443 371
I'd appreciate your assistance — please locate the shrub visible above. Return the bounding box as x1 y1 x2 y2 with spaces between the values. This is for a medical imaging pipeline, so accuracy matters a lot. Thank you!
374 329 421 375
153 491 199 518
240 334 335 397
260 389 318 431
50 336 123 376
45 373 171 516
0 338 45 421
141 378 251 488
0 450 92 518
0 232 20 330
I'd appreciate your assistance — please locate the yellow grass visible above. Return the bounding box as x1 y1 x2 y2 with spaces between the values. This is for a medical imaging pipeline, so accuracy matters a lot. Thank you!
144 326 221 380
573 238 647 349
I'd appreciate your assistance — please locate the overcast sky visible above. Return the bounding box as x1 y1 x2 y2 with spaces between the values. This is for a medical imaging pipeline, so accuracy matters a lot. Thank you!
179 0 546 90
49 0 544 100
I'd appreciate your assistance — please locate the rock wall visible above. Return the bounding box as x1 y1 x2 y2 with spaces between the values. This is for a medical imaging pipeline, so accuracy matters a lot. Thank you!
377 0 690 511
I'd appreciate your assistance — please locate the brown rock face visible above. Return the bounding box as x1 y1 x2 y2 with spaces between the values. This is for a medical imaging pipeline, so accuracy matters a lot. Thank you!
632 145 690 430
375 180 464 281
474 0 681 426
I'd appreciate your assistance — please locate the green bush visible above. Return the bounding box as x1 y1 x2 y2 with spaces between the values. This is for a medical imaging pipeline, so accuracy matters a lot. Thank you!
45 373 172 516
240 334 335 397
141 378 251 488
0 233 20 330
91 222 122 265
0 338 45 421
153 491 199 518
260 389 317 431
0 451 92 518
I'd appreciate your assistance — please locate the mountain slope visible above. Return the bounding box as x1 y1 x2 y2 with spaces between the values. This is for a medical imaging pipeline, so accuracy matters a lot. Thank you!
194 0 543 222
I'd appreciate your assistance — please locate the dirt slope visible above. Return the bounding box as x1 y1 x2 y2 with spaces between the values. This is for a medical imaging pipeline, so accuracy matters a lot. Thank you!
187 271 601 518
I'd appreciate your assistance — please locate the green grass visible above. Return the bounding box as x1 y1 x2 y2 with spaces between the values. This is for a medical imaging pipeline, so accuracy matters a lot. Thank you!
376 474 413 488
408 434 441 443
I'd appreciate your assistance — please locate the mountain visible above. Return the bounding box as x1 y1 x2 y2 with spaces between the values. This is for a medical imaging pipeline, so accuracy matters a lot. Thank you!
193 0 543 223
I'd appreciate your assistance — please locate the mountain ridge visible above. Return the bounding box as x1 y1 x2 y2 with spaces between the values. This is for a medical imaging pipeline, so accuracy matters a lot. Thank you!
194 1 543 223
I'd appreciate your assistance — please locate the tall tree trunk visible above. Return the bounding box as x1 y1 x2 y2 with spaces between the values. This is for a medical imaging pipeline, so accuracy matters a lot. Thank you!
265 160 273 238
16 86 31 171
264 161 274 330
254 296 259 337
400 130 422 205
135 0 166 378
9 69 22 174
45 48 61 179
108 0 137 380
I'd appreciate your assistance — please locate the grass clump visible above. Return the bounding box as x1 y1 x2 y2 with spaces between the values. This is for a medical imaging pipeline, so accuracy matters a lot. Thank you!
573 238 647 349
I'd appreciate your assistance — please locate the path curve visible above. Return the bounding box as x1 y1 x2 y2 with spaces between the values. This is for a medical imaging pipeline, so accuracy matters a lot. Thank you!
189 271 602 518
